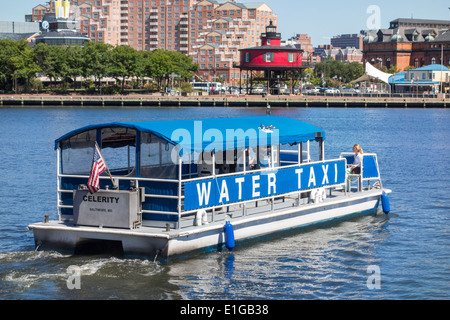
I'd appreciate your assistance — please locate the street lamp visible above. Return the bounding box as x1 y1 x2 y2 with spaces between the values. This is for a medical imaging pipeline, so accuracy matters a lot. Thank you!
169 72 179 95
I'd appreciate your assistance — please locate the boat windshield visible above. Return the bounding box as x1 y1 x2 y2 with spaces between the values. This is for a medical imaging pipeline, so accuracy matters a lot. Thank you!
60 127 137 176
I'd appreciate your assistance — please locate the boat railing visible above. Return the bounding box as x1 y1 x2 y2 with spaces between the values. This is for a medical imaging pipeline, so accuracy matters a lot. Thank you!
56 153 381 230
339 152 382 192
57 174 181 221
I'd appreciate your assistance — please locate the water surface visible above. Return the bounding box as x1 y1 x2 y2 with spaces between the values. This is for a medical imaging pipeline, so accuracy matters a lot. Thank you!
0 106 448 300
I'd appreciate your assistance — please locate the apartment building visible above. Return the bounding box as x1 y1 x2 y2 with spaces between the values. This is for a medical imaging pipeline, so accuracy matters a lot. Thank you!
26 0 277 84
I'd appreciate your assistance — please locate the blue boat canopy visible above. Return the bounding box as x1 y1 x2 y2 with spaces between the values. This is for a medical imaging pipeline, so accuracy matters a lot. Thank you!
55 116 325 153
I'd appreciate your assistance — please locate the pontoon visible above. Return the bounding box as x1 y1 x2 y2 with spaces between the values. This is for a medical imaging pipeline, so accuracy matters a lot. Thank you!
28 116 391 260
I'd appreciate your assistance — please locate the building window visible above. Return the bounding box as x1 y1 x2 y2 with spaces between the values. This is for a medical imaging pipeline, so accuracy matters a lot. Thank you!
431 57 436 64
264 52 274 62
288 53 294 63
244 52 251 62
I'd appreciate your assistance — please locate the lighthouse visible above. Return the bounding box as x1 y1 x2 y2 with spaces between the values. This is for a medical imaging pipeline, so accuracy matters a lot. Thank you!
236 20 304 95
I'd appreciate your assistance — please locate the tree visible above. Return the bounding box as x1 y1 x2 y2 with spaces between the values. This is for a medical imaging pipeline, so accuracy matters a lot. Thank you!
110 45 139 94
65 45 84 91
33 43 59 89
81 41 113 94
11 40 41 92
143 49 174 90
166 50 198 81
313 60 364 85
0 39 40 92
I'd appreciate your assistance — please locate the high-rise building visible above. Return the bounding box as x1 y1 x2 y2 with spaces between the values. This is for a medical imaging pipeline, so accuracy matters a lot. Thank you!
330 33 364 50
26 0 278 84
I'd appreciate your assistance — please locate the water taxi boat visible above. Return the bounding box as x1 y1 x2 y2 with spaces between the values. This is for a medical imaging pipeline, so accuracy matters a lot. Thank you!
28 116 391 260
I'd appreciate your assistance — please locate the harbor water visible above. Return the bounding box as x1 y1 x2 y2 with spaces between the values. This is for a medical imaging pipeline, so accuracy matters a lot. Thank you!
0 106 448 300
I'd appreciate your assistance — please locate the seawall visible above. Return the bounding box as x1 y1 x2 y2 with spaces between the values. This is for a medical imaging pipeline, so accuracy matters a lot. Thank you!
0 94 447 108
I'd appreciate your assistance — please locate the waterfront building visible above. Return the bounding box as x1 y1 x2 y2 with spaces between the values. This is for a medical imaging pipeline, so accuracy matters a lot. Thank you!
363 18 450 71
390 64 450 94
34 1 90 46
26 0 278 85
236 20 303 94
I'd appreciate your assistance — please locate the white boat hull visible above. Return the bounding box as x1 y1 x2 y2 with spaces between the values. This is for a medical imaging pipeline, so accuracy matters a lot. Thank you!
29 189 387 261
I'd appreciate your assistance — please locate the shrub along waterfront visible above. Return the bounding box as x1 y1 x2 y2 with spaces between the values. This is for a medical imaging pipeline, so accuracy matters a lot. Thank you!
0 39 198 94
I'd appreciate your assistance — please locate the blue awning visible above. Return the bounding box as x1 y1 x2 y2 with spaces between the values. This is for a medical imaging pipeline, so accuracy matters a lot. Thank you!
55 116 325 152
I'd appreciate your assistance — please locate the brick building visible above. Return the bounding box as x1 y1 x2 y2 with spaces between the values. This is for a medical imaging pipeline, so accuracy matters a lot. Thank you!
26 0 278 85
282 33 314 65
363 18 450 71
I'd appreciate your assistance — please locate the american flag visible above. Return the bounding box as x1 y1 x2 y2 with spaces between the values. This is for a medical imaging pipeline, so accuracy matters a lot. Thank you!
87 144 106 194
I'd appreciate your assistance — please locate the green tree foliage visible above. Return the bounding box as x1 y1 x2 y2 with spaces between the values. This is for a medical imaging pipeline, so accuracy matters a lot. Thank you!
0 39 40 92
110 45 138 94
313 59 364 85
142 49 198 90
11 40 41 91
81 41 113 94
0 40 199 94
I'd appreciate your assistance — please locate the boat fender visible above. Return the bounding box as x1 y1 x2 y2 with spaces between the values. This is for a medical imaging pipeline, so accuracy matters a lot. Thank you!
224 221 235 251
381 191 390 214
195 209 208 226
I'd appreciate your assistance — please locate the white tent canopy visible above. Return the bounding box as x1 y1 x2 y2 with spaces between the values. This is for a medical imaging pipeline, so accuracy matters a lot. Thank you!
364 62 392 84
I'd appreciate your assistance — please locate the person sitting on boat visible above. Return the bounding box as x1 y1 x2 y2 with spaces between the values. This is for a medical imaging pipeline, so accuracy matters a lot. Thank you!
345 144 363 191
350 144 363 174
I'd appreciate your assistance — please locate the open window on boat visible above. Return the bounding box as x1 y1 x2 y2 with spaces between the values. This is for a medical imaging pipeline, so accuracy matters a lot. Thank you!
100 127 136 176
140 132 178 179
60 127 137 176
60 129 97 175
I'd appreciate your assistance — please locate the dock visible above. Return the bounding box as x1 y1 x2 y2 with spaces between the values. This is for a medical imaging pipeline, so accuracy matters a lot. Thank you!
0 94 447 108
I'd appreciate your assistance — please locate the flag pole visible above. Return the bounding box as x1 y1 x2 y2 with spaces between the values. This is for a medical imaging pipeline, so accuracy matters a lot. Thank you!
95 141 118 189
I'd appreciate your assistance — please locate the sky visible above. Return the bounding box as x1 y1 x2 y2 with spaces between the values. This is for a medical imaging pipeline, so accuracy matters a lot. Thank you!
1 0 449 46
